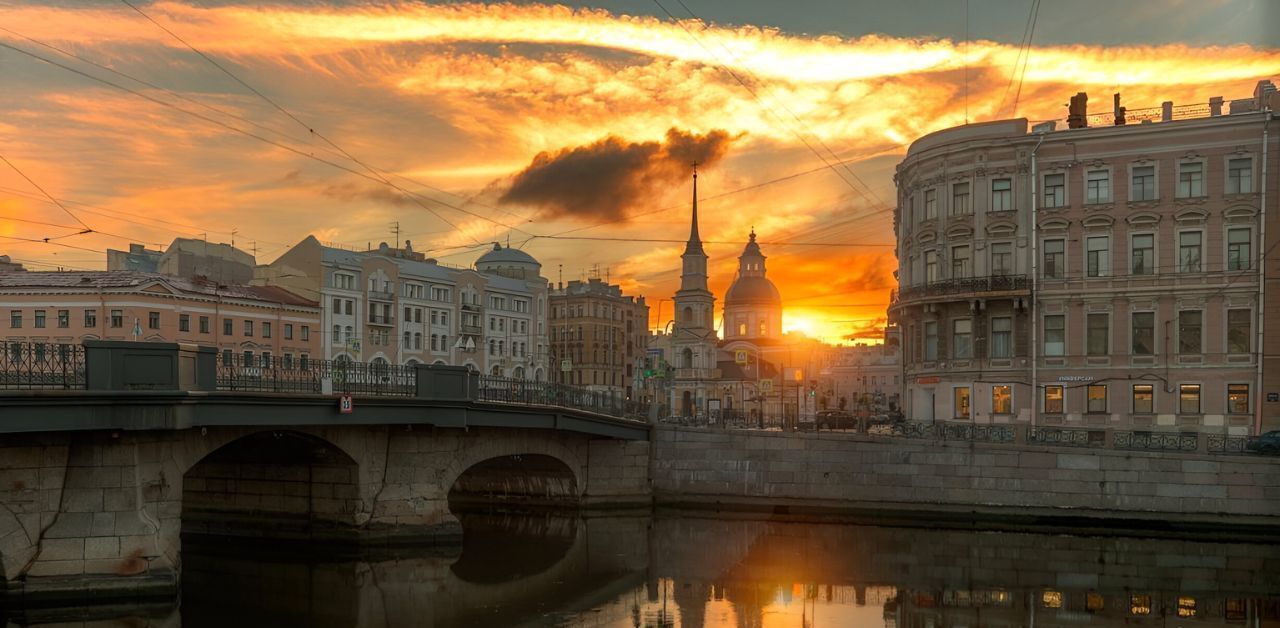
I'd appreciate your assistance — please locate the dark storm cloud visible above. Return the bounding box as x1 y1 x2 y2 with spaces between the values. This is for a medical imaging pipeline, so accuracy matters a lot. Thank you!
498 128 735 221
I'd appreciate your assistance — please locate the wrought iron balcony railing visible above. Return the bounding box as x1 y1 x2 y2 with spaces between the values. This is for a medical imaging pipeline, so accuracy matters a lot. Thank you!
895 274 1029 302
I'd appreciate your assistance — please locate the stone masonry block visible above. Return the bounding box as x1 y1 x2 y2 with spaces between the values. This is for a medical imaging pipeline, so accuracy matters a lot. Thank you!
1057 454 1101 470
40 538 85 562
84 536 121 560
43 513 92 539
26 559 84 577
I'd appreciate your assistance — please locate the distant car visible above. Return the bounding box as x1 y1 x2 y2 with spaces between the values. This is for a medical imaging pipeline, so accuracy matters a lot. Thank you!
1246 430 1280 455
816 410 857 430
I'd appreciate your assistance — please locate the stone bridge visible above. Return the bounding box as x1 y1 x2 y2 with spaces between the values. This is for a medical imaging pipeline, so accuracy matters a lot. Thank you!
0 342 650 601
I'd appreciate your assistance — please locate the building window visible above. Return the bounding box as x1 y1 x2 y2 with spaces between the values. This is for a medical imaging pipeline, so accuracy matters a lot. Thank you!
284 324 293 340
923 321 938 361
1179 384 1201 414
262 322 272 338
179 314 190 332
1043 173 1065 208
1178 231 1201 273
1042 239 1064 279
992 385 1012 414
1087 384 1107 413
224 319 234 335
954 387 970 418
1132 312 1154 355
951 182 970 215
84 310 96 328
1131 165 1155 201
923 189 937 219
1085 236 1109 277
990 317 1011 358
1178 310 1202 354
1130 594 1152 616
951 245 970 278
1227 157 1252 194
1177 597 1197 619
1085 169 1110 204
1227 309 1250 354
1228 384 1250 414
1086 313 1109 355
952 319 972 359
990 242 1013 276
1044 385 1064 414
1043 314 1065 356
33 310 45 329
244 320 254 337
924 250 938 283
1132 384 1154 413
111 310 123 328
990 178 1012 212
199 316 210 333
301 326 310 341
1227 228 1251 270
147 311 159 329
403 331 411 349
1177 161 1204 197
1131 234 1154 275
57 310 69 328
344 300 352 315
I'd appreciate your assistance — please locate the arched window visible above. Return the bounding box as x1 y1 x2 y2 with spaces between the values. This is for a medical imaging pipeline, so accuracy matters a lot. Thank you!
683 306 693 322
413 332 422 349
682 348 693 368
403 331 411 348
738 322 747 336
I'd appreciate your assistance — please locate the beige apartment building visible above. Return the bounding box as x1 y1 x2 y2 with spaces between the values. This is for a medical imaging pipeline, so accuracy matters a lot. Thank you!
548 277 649 398
0 271 321 364
891 79 1279 435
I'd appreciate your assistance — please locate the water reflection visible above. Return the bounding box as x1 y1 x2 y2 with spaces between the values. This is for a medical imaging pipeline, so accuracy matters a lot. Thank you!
5 512 1279 627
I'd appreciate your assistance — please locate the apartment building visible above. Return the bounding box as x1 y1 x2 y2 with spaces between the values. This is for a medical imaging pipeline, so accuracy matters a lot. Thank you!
890 79 1279 435
257 237 549 379
0 271 320 364
548 277 649 398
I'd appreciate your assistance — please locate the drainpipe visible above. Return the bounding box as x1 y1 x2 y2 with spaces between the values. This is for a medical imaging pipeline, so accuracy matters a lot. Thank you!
1256 113 1270 436
1029 131 1047 431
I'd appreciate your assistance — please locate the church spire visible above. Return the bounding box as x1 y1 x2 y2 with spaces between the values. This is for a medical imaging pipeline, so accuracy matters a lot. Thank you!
684 162 703 255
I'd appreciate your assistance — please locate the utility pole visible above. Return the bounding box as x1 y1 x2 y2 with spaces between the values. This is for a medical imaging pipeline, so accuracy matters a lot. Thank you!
390 221 401 249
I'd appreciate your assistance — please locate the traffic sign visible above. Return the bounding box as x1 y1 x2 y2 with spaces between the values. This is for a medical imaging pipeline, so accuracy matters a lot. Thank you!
759 379 773 394
560 359 572 372
338 394 354 414
734 349 748 365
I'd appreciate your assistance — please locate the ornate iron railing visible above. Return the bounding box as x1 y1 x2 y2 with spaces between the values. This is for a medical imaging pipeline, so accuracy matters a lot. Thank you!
1114 431 1198 452
476 375 647 420
1029 427 1097 448
1206 434 1251 454
0 342 85 389
941 423 1017 443
896 275 1029 302
216 353 417 396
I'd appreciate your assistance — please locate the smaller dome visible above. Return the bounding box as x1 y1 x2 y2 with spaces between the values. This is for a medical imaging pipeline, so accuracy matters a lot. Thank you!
476 243 539 266
476 243 542 280
725 275 781 305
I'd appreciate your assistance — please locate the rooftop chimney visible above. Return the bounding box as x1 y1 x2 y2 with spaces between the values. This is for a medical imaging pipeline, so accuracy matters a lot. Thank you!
1067 92 1088 129
1209 97 1223 116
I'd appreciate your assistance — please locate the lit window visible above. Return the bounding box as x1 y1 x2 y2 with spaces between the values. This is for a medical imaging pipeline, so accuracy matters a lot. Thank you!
1133 385 1154 414
1180 384 1201 414
1177 596 1197 617
992 385 1012 414
1044 386 1064 414
1087 385 1107 413
1129 594 1152 616
954 387 970 418
1042 590 1063 609
1228 384 1250 414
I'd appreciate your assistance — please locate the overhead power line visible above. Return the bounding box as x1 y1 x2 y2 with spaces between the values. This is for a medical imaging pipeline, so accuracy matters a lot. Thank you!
0 153 92 231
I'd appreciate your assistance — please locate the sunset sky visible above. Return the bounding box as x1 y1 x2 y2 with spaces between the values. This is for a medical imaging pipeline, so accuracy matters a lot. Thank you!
2 1 1278 343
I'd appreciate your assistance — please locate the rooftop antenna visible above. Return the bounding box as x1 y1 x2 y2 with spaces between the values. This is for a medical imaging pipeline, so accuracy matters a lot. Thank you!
230 228 238 249
390 221 401 249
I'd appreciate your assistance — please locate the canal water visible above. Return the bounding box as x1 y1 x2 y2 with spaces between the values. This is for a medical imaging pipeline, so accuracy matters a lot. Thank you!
6 511 1279 627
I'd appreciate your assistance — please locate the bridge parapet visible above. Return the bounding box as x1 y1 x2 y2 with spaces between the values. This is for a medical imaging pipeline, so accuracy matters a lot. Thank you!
1 341 648 423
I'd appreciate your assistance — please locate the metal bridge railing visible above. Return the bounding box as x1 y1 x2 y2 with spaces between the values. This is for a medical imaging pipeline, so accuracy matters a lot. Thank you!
0 342 86 390
476 375 649 421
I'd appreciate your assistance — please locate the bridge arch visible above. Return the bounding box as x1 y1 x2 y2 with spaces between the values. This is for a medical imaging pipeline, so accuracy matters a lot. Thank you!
442 434 585 510
181 430 364 540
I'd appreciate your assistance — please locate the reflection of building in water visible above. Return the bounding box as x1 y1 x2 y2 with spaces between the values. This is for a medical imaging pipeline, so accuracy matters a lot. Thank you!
889 587 1279 627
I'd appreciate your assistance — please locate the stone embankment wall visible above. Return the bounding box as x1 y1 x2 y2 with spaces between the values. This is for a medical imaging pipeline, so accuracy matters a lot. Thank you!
650 427 1280 527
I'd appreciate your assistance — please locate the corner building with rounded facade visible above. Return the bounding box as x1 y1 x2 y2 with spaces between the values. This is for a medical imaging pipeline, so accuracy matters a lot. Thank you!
890 81 1279 435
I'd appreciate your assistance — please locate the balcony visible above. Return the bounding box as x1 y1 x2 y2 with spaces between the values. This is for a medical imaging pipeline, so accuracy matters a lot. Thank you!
367 289 394 302
460 323 483 335
895 275 1029 304
367 314 395 326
